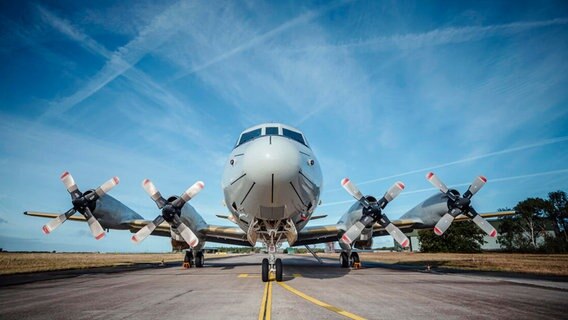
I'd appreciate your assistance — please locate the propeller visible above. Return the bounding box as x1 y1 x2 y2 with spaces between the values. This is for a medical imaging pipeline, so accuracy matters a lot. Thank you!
340 178 410 248
426 172 496 237
132 179 204 248
42 172 119 240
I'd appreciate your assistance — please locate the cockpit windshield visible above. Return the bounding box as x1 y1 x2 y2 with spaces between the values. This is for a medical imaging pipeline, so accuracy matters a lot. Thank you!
282 128 305 145
237 128 261 146
235 125 308 148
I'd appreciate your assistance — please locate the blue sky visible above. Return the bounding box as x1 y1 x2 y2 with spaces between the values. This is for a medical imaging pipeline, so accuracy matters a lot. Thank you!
1 0 567 252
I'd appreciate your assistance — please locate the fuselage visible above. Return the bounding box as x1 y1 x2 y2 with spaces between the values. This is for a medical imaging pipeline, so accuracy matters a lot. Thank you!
221 123 322 233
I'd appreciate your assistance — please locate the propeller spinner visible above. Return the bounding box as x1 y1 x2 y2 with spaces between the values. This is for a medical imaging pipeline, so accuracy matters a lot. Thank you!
340 178 410 248
426 172 496 237
131 179 204 248
42 172 119 240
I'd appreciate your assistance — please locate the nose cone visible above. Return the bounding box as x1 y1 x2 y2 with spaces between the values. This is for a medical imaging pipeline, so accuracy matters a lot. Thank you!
243 137 300 187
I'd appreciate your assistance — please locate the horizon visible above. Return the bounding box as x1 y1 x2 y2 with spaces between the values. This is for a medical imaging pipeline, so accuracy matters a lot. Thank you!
1 0 567 252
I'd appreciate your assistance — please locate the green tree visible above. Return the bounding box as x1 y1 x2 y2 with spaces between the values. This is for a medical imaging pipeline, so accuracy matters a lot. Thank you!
513 197 547 249
545 191 568 241
418 220 486 253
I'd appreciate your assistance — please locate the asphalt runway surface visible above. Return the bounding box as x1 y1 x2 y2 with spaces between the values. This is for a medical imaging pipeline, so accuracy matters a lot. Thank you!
0 254 566 320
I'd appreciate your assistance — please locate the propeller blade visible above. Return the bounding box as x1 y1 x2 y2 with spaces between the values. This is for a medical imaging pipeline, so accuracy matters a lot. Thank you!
471 209 497 237
463 176 487 199
433 212 455 236
426 172 449 194
174 181 205 207
83 207 105 240
341 178 364 201
380 181 405 207
340 221 366 245
142 179 167 209
42 208 75 234
173 215 199 247
384 223 410 248
95 177 120 197
131 215 165 244
60 171 81 199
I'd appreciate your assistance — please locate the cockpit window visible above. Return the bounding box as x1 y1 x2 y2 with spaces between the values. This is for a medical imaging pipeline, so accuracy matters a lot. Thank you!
237 128 261 146
282 128 306 146
265 127 279 135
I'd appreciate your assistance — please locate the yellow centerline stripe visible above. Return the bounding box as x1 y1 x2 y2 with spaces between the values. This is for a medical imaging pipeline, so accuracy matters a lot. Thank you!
258 281 273 320
266 282 272 320
258 282 268 320
277 282 366 320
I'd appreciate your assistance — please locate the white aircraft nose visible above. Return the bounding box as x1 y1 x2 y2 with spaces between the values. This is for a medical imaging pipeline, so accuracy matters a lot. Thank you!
242 137 300 189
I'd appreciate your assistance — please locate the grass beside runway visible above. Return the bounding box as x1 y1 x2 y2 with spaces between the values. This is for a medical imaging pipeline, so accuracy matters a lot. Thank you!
315 252 568 276
0 252 238 275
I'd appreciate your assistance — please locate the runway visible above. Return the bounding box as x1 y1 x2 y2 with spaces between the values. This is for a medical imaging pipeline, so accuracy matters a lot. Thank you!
0 254 566 320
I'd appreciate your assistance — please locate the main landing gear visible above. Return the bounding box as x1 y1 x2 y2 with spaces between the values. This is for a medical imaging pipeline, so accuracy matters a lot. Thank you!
183 250 204 268
339 251 360 268
261 245 283 282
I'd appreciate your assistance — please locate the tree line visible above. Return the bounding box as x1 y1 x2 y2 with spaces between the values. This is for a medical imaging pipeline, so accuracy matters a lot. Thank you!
418 190 567 253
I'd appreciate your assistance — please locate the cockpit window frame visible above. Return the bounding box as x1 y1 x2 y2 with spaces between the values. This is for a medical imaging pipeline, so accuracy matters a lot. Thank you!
265 127 279 135
282 128 307 147
236 128 262 147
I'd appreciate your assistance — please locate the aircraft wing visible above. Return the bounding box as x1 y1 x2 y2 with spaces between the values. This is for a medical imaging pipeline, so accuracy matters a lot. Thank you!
25 211 252 246
294 217 424 246
129 219 251 246
25 211 172 236
25 211 88 223
292 210 516 246
368 211 516 236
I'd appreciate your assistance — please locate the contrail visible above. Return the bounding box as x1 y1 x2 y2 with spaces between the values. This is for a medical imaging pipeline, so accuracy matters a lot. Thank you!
170 0 353 82
298 18 568 52
320 168 568 207
325 135 568 193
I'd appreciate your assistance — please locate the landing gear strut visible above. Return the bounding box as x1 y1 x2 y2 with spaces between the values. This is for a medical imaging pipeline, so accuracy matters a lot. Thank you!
183 250 204 268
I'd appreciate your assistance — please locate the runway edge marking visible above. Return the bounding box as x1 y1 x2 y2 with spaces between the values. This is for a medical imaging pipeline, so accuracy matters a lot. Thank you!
277 282 366 320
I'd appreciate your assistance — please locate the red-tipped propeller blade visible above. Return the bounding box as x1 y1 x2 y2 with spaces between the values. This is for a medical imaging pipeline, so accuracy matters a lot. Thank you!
142 179 167 209
426 172 449 193
95 177 120 197
131 215 165 244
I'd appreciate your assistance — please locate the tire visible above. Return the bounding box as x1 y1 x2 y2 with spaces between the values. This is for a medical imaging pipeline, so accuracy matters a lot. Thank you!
184 251 194 268
261 258 269 282
195 251 204 268
350 252 360 267
339 252 349 268
275 258 283 282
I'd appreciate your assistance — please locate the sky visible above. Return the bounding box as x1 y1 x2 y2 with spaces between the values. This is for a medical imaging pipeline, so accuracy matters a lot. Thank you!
0 0 567 252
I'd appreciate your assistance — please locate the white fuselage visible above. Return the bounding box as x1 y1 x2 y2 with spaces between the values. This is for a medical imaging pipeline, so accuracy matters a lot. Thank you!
221 124 322 234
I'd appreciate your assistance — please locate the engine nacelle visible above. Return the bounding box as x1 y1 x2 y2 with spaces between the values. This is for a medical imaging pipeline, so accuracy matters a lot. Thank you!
171 238 190 251
353 238 373 250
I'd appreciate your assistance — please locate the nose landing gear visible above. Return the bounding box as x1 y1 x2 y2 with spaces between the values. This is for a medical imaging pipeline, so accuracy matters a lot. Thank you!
261 244 283 282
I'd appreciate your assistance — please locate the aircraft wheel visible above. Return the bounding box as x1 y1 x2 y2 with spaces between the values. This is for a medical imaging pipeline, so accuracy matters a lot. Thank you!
261 258 269 282
339 252 349 268
184 250 194 268
195 251 204 268
275 258 283 282
350 252 360 267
